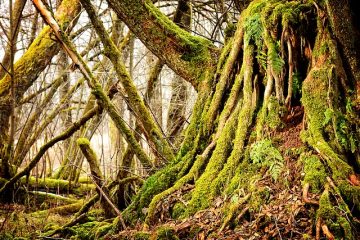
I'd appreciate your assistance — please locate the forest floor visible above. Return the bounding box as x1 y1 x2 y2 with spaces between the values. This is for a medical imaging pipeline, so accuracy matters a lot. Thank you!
0 118 337 239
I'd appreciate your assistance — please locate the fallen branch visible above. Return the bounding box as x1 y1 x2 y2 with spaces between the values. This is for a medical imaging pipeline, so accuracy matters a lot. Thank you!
0 106 101 194
30 201 84 217
28 191 78 204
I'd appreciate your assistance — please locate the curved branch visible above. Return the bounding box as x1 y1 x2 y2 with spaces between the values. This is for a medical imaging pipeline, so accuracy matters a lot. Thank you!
106 0 219 89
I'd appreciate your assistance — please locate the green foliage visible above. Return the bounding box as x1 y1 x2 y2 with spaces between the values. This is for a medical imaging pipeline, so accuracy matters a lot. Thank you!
268 40 285 75
322 108 334 127
292 72 302 98
256 49 267 70
250 139 284 181
244 13 263 47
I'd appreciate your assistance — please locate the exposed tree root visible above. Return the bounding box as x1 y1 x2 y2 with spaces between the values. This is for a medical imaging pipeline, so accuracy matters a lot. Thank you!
316 217 321 240
219 193 251 232
302 183 319 205
321 224 335 240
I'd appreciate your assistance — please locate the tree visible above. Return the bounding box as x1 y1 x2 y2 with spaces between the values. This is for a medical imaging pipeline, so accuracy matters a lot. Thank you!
107 0 360 238
0 0 359 239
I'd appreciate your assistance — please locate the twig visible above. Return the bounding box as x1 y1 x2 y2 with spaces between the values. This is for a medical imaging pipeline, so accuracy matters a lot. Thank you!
92 180 126 229
316 217 321 240
274 216 283 240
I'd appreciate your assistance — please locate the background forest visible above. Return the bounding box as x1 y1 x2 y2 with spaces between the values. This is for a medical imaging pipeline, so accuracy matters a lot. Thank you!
0 0 359 239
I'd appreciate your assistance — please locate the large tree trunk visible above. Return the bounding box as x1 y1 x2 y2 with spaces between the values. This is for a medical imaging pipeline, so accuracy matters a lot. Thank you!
114 0 360 238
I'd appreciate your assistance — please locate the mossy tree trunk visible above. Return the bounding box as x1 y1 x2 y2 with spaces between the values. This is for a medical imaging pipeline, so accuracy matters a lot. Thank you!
107 0 359 238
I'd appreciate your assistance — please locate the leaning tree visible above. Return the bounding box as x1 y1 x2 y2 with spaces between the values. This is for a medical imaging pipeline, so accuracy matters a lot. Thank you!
1 0 359 238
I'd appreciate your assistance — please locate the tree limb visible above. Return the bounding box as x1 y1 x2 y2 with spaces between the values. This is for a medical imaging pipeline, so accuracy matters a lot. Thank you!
106 0 219 89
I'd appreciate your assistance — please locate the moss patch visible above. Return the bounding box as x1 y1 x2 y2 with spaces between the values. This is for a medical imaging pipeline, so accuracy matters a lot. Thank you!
300 154 327 193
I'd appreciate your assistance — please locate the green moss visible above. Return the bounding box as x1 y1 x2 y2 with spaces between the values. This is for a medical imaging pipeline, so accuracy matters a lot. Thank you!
225 150 260 195
301 33 353 179
151 226 178 240
94 223 113 239
317 188 354 239
338 180 360 212
224 23 236 39
265 96 284 130
216 39 233 74
146 154 208 223
67 221 98 240
21 176 94 194
76 138 91 146
300 154 327 193
123 162 181 223
302 234 312 240
134 232 150 240
0 233 13 240
177 91 208 159
30 201 84 218
144 0 216 77
186 102 239 214
171 202 186 219
249 187 271 211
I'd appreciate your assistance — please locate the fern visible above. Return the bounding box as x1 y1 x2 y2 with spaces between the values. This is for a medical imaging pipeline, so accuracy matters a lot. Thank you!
322 108 334 127
244 13 263 47
268 40 285 75
256 50 267 70
250 139 284 181
292 72 302 98
244 13 267 70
